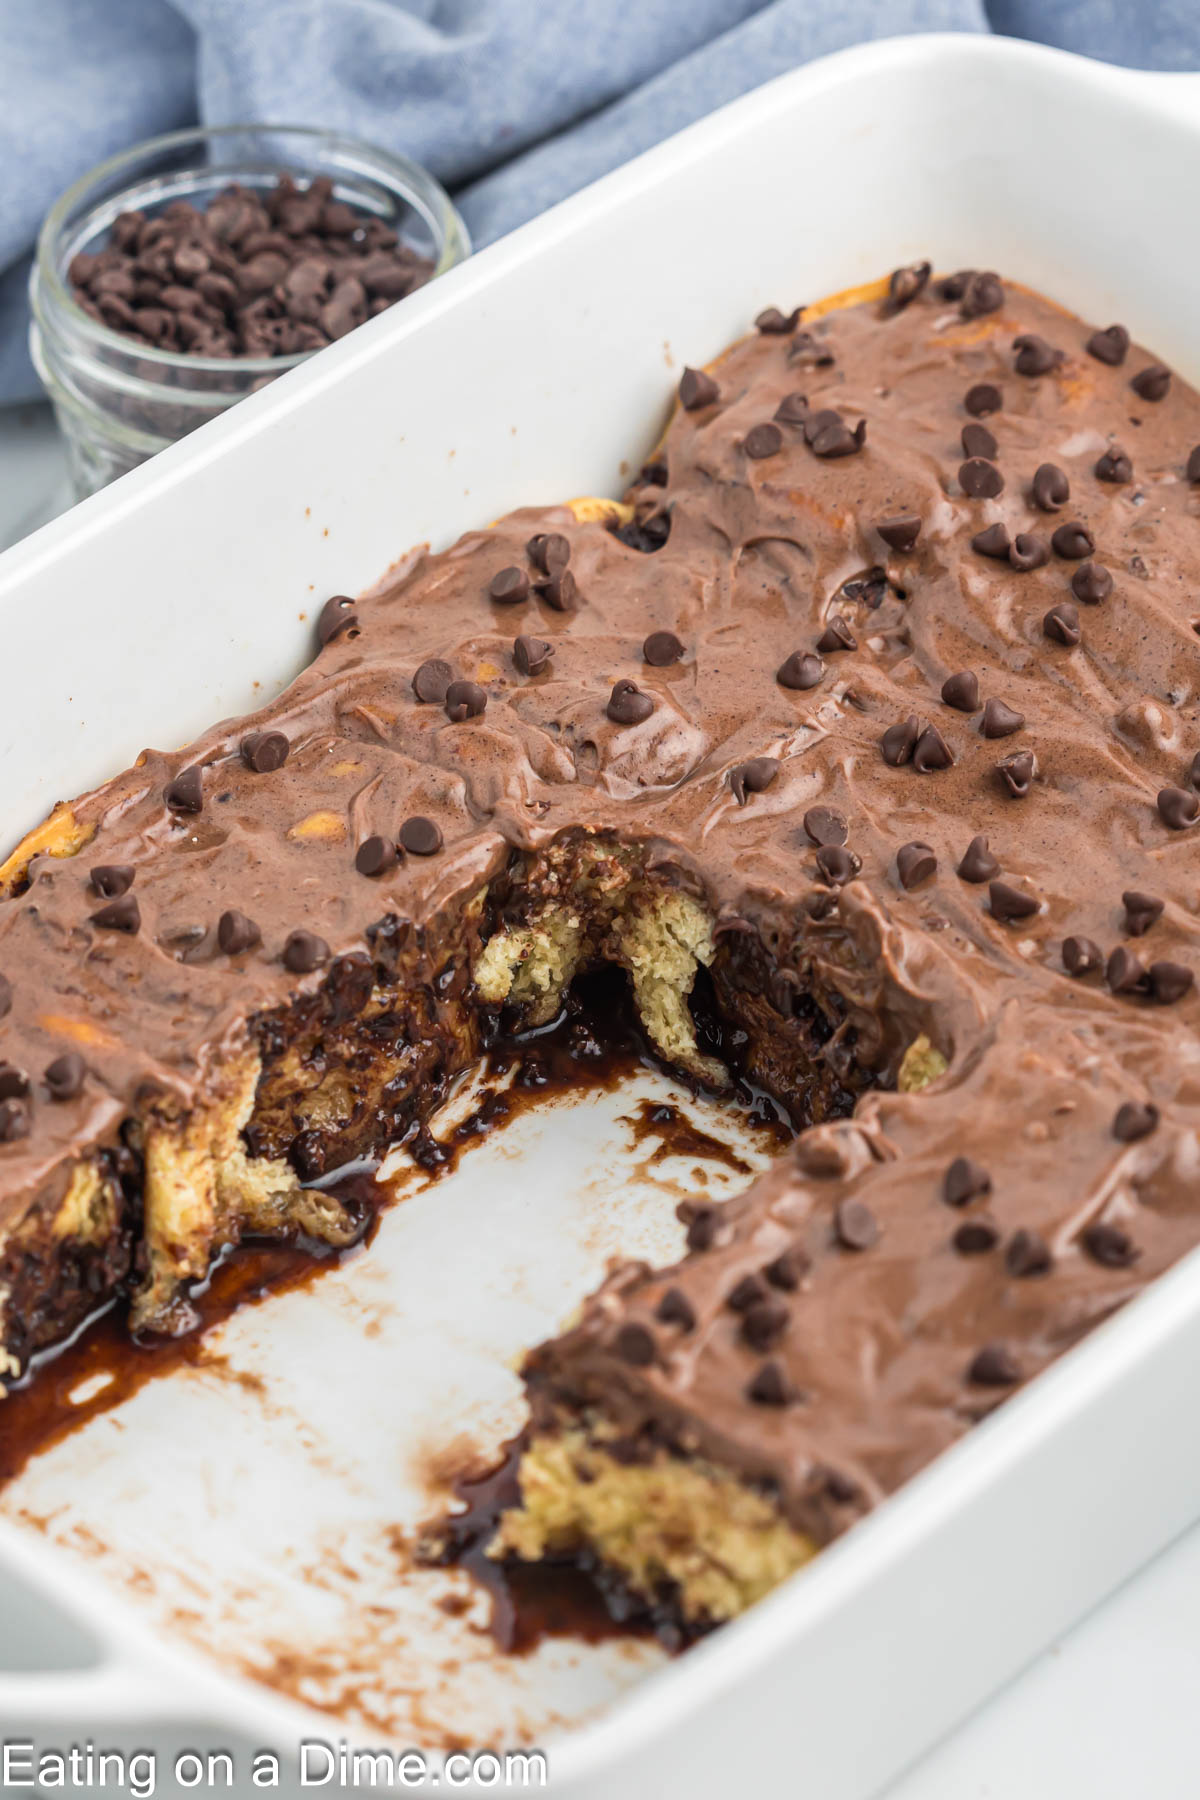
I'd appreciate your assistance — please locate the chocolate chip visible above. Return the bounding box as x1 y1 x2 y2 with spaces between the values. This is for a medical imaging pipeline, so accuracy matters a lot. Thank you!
958 835 999 883
944 1156 992 1206
765 1244 811 1290
981 698 1025 739
965 383 1002 417
1123 889 1164 937
797 807 845 850
513 635 553 676
355 835 398 877
1157 785 1199 830
607 679 654 725
398 816 442 856
282 929 328 974
683 1203 719 1252
777 650 824 690
939 271 973 301
961 422 998 461
877 513 921 552
835 1198 879 1250
816 845 861 885
1010 532 1050 572
91 894 140 934
444 680 487 721
816 617 857 654
527 533 571 577
961 272 1004 317
1063 935 1103 977
1131 363 1171 402
941 670 979 712
997 750 1036 798
317 594 359 646
217 909 261 954
679 367 719 410
91 864 134 899
897 841 937 888
1051 521 1094 560
755 305 802 333
728 757 780 804
774 392 810 427
807 413 866 457
887 262 931 308
488 566 530 605
1043 601 1081 646
1113 1100 1158 1142
1030 463 1069 512
959 457 1004 499
1005 1228 1052 1277
638 630 683 670
746 1360 792 1406
1149 960 1194 1005
967 1344 1020 1387
165 765 204 814
412 658 453 703
1086 324 1129 366
745 422 783 459
913 724 954 772
742 1298 790 1351
536 568 577 611
0 976 12 1020
881 714 920 766
989 879 1039 922
44 1052 85 1101
1107 945 1149 994
655 1287 696 1330
1013 334 1061 377
612 1321 655 1367
241 730 289 773
1192 749 1200 792
0 1099 30 1144
0 1064 29 1101
1071 561 1112 604
954 1219 1000 1255
727 1273 767 1313
1188 445 1200 483
1082 1222 1139 1268
1094 446 1132 483
971 522 1011 560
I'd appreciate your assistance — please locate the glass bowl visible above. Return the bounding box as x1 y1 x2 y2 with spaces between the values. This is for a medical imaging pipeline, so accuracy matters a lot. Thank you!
29 124 470 499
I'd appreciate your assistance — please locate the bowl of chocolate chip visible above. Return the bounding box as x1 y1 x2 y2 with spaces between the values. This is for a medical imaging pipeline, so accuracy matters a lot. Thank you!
29 124 470 498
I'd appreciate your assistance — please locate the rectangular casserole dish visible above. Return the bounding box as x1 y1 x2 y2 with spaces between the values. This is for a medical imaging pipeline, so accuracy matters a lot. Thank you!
1 32 1200 1798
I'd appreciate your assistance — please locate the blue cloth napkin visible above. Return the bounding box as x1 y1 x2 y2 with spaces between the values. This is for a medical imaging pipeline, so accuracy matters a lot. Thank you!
3 0 1199 404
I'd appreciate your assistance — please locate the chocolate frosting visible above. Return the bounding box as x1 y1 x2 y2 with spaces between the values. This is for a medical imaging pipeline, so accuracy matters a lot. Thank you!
2 274 1199 1519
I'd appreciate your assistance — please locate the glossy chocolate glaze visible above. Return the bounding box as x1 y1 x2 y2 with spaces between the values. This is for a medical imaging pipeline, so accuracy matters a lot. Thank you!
0 274 1198 1527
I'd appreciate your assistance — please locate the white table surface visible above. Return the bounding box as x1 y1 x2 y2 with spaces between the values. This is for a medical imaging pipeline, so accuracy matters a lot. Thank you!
2 402 1198 1799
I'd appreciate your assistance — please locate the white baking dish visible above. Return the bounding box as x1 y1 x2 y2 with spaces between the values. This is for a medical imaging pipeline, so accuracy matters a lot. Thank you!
2 31 1200 1797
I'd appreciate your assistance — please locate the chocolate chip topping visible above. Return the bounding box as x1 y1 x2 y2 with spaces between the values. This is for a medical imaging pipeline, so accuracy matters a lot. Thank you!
816 845 861 886
44 1053 85 1102
1188 445 1200 484
1082 1222 1139 1268
815 617 857 654
895 842 935 889
398 816 442 856
941 670 980 712
959 458 1004 499
745 423 783 460
954 1218 1000 1254
0 1100 30 1144
1043 601 1081 646
876 513 922 552
1050 521 1094 560
91 894 140 934
656 1286 696 1330
513 634 553 676
614 1321 656 1366
746 1360 792 1406
355 835 399 877
1031 463 1070 512
1005 1228 1052 1277
241 731 290 773
964 383 1002 417
741 1297 790 1350
755 305 802 334
803 806 848 847
961 272 1004 318
643 630 684 667
1008 532 1050 572
1131 363 1171 402
1157 786 1199 830
1071 561 1113 604
957 835 999 883
282 930 328 974
0 976 12 1020
488 566 530 605
527 533 571 577
961 422 998 461
968 1344 1020 1387
444 680 487 722
997 750 1036 799
1113 1101 1158 1143
1107 945 1149 994
679 367 719 411
989 880 1039 923
1086 324 1129 366
835 1198 879 1250
165 766 204 814
971 522 1011 560
536 568 577 610
913 724 954 772
217 909 261 955
412 658 454 703
981 698 1025 739
1123 889 1164 937
1094 445 1132 483
777 651 824 690
765 1244 811 1290
728 757 780 805
317 594 359 647
1013 334 1062 377
944 1156 992 1206
881 714 920 767
1149 960 1193 1004
887 263 931 309
90 864 135 899
607 679 654 725
1063 935 1103 977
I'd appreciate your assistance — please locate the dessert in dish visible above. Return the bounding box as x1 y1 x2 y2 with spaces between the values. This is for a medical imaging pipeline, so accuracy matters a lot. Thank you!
1 266 1198 1639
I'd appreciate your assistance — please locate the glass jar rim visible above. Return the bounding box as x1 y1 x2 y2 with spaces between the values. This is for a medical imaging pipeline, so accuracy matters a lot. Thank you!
34 120 469 380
